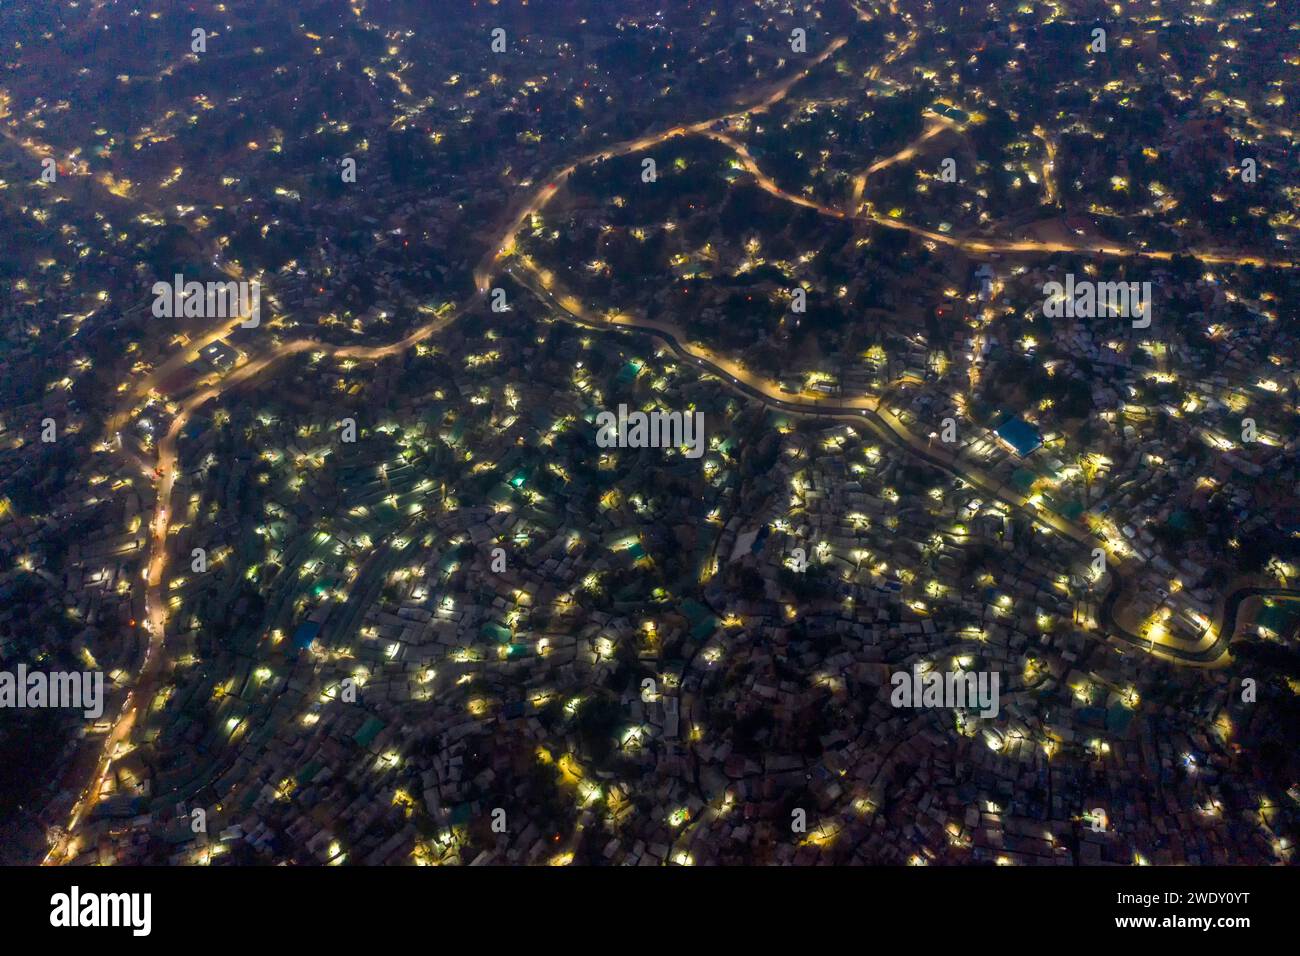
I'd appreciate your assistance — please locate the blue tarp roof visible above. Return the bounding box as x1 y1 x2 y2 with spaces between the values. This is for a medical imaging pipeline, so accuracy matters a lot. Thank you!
292 621 321 649
996 416 1043 457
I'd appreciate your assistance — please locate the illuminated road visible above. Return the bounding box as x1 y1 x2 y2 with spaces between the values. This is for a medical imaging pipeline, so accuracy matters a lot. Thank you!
847 116 953 213
471 35 850 291
47 28 854 864
508 260 1283 668
47 19 1294 860
707 129 1297 270
1032 125 1059 207
45 299 474 864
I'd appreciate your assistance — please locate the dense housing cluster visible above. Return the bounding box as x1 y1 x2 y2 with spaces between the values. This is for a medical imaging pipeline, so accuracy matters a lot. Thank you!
0 0 1298 866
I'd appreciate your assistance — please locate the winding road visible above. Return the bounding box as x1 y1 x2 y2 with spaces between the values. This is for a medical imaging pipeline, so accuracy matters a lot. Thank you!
45 16 1299 862
507 263 1300 667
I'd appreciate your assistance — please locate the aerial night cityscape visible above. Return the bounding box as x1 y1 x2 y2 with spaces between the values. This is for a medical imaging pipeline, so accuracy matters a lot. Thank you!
0 0 1295 935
